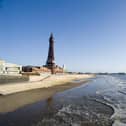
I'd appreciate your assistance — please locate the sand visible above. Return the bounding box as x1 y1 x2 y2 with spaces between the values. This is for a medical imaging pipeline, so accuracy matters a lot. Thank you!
0 74 114 126
0 75 93 113
0 74 95 95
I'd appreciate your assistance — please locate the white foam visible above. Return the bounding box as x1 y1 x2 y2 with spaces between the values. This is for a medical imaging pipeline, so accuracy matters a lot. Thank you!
112 120 126 126
101 76 126 126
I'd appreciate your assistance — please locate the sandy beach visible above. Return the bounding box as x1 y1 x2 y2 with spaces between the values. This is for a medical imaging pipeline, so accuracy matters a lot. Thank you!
0 75 114 126
0 79 88 113
0 74 95 95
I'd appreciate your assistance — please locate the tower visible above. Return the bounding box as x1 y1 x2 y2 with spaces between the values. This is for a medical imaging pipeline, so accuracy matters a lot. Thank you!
46 33 55 74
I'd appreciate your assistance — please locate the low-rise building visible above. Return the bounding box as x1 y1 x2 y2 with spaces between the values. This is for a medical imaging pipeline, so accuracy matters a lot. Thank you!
0 59 22 75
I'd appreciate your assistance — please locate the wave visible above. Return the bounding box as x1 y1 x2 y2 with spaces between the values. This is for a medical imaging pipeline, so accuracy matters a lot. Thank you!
118 90 126 96
91 97 126 126
97 75 126 126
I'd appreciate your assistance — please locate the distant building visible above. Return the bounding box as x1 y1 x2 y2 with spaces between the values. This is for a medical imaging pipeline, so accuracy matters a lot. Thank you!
0 59 22 75
22 65 63 75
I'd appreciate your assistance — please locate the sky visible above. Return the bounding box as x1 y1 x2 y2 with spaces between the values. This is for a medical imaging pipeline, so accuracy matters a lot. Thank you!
0 0 126 72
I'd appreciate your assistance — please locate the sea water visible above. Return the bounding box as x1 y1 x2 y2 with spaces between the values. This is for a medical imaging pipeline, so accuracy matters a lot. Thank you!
95 75 126 126
52 75 126 126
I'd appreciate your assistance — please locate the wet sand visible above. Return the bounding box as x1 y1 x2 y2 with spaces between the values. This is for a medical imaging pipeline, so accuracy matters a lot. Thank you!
0 76 114 126
0 79 89 113
32 98 114 126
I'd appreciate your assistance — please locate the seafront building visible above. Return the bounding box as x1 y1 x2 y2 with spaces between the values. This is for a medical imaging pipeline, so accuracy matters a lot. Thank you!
0 59 22 75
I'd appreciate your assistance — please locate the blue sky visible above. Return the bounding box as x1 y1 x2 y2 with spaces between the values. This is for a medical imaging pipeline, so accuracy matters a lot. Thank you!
0 0 126 72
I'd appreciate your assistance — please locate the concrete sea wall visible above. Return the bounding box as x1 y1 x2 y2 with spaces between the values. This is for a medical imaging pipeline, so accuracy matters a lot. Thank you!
0 74 95 95
0 75 29 84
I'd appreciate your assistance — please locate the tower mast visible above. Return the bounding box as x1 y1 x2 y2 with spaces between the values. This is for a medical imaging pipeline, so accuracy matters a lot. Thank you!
46 33 55 74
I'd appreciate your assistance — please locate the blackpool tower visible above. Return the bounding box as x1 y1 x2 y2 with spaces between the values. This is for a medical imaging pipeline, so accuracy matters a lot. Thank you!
46 33 55 74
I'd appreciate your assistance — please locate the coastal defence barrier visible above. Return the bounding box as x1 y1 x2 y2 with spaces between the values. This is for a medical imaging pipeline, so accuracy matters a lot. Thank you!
0 74 95 95
0 74 51 84
0 75 29 84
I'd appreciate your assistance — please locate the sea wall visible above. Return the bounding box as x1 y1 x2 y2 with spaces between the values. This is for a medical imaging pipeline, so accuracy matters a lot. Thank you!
0 74 95 95
0 75 29 84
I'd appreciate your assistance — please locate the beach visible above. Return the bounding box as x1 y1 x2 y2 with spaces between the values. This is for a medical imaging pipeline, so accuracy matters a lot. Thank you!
0 75 92 113
0 75 115 126
1 74 126 126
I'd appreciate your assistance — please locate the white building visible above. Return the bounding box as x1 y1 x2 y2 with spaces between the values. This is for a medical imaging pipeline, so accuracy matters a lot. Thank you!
0 59 22 75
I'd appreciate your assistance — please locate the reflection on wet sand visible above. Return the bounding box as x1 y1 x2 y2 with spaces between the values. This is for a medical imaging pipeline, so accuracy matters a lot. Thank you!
46 97 55 112
0 88 54 113
0 81 86 113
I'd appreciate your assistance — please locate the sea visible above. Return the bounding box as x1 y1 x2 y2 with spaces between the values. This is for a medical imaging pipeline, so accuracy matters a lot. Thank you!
94 75 126 126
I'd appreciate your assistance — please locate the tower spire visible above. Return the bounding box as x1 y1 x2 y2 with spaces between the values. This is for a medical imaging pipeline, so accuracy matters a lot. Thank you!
46 33 55 67
44 33 63 74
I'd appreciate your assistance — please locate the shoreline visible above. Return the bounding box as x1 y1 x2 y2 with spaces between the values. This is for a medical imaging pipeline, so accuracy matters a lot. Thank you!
0 74 95 95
